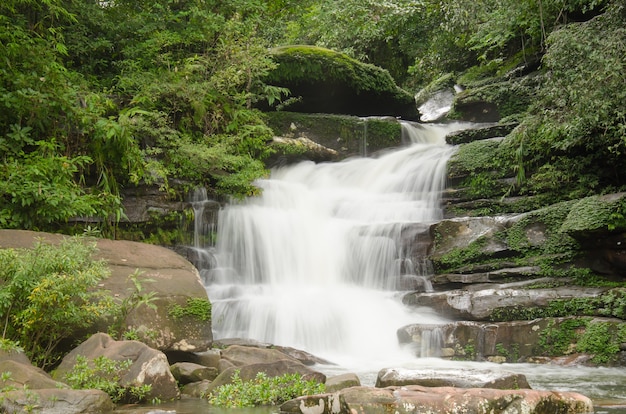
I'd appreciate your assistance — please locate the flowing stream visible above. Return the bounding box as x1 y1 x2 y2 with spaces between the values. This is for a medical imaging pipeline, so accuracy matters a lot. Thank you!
196 121 626 413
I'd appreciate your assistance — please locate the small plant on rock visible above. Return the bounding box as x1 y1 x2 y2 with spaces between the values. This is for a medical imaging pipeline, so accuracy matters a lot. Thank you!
64 355 152 404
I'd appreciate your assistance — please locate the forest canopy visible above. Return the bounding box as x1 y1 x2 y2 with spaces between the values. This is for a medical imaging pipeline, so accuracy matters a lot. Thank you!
1 0 624 232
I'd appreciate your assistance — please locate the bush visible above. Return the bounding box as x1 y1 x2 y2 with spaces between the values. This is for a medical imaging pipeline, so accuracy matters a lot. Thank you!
64 355 151 403
207 371 326 408
0 236 115 369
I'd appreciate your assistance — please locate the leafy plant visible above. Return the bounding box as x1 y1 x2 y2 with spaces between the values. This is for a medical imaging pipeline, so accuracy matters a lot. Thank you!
207 370 325 408
108 269 157 341
0 237 115 369
64 355 151 403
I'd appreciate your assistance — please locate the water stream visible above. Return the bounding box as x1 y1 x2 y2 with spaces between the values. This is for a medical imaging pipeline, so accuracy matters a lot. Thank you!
196 121 626 412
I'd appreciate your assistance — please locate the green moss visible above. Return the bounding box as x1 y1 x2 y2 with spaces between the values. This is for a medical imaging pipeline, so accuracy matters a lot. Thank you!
447 138 505 179
560 194 626 235
168 298 212 322
268 45 408 97
538 318 589 356
264 112 401 157
577 320 626 364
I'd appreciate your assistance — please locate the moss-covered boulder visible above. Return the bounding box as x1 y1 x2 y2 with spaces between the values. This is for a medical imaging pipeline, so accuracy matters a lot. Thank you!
264 46 418 119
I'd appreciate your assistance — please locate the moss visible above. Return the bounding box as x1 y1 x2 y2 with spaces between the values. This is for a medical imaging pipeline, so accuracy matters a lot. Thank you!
264 112 401 157
168 298 212 322
264 46 416 118
577 320 626 364
447 138 509 179
560 194 626 235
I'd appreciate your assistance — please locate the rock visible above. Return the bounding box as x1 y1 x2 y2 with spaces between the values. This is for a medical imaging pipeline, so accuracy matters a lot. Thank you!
0 360 68 390
188 349 221 369
403 287 608 320
220 344 305 367
264 45 418 120
0 229 213 353
281 385 594 414
180 380 212 398
375 367 530 389
397 317 626 363
325 373 361 393
204 359 326 397
0 389 114 414
446 122 518 145
264 112 403 160
53 333 179 401
170 362 217 384
269 136 339 165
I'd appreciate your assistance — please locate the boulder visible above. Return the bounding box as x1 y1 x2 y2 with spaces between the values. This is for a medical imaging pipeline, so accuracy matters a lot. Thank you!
0 360 68 391
445 122 518 145
53 333 179 401
264 45 418 120
281 385 594 414
204 359 326 397
375 367 530 389
0 389 114 414
170 362 217 384
0 229 212 353
180 379 212 398
325 373 361 393
403 287 607 320
220 344 305 367
397 317 626 363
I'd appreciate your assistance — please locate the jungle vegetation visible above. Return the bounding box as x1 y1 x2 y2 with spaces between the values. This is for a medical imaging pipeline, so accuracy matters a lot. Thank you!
1 0 624 233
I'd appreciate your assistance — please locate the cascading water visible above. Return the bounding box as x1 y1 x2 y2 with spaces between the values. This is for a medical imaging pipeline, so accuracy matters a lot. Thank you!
205 122 464 366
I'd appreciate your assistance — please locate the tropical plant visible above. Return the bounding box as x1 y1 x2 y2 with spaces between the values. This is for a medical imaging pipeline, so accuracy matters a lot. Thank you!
0 237 115 369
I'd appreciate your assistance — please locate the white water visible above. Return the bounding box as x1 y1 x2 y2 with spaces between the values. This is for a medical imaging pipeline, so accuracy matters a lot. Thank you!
206 122 462 365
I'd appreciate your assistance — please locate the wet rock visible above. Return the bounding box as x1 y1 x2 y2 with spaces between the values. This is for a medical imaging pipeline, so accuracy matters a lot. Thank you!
403 286 607 320
446 122 518 145
280 385 593 414
325 373 361 393
375 367 530 389
181 380 212 398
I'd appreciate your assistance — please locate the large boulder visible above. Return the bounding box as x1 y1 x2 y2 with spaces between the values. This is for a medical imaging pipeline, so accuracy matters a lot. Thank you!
263 46 418 120
0 389 114 414
403 286 607 320
53 333 179 401
280 385 593 414
0 229 212 353
375 367 530 389
397 317 626 364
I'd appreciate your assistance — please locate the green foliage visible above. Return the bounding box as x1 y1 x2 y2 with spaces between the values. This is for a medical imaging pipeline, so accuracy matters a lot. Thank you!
168 298 212 322
64 355 151 403
539 318 588 356
0 237 115 369
207 370 325 408
108 270 157 340
576 321 622 364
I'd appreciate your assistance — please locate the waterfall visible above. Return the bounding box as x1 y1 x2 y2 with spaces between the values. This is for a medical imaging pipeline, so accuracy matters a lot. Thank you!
205 122 467 366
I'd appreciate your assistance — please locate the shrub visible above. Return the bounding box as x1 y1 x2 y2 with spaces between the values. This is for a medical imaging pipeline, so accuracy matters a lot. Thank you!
207 371 326 408
0 236 115 369
64 355 151 403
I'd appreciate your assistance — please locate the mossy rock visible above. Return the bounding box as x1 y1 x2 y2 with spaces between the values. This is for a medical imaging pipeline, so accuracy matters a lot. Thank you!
560 193 626 237
264 45 418 119
265 112 402 160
